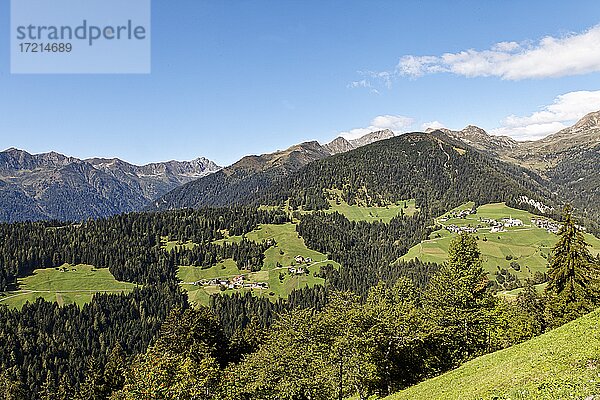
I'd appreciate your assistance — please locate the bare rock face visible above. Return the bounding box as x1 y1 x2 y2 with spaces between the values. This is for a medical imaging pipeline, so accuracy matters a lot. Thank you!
426 125 517 152
0 148 220 222
87 157 220 201
324 137 354 155
324 129 395 155
349 129 395 148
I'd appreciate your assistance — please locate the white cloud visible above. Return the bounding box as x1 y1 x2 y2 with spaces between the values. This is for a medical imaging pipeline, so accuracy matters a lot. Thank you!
492 41 521 52
339 115 414 140
347 80 371 89
421 121 447 131
491 122 569 141
395 24 600 80
490 90 600 140
347 79 380 94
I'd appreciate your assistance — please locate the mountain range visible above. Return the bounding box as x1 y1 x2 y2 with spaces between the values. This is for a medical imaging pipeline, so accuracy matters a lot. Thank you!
0 148 219 222
2 111 600 224
146 130 396 210
458 111 600 222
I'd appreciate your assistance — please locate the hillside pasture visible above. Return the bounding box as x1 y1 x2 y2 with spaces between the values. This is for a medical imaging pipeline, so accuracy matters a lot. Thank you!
386 308 600 400
324 189 417 223
0 264 136 309
401 203 600 282
179 223 339 305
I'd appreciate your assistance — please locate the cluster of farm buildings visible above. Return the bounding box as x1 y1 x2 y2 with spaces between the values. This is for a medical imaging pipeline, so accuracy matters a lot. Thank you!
439 208 477 222
531 217 563 234
193 275 269 290
443 216 526 234
189 254 314 291
445 225 478 234
440 208 573 235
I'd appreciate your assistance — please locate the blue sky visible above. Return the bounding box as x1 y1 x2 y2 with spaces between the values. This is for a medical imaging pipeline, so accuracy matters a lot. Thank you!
1 0 600 166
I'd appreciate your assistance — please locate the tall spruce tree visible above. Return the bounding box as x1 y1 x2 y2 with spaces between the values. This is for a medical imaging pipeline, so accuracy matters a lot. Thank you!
423 233 495 368
546 206 599 326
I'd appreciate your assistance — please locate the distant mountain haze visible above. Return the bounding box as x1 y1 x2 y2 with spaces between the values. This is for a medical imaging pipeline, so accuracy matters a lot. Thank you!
3 111 600 222
0 148 220 222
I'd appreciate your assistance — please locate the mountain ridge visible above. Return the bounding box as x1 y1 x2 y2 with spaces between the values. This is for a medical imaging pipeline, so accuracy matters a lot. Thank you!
323 129 395 154
4 111 600 223
0 148 220 222
426 125 518 153
445 111 600 223
153 130 557 218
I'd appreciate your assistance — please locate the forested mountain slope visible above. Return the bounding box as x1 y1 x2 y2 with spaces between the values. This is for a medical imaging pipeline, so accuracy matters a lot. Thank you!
155 131 557 217
508 111 600 223
150 141 332 210
437 111 600 224
265 132 556 216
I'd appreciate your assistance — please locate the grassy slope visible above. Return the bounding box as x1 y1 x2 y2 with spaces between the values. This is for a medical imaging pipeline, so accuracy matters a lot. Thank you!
179 223 340 305
324 190 417 223
400 203 600 282
0 264 136 308
386 308 600 400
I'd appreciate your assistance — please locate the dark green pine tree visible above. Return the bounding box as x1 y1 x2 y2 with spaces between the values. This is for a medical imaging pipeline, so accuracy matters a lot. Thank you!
423 232 495 367
39 372 57 400
104 342 126 396
0 368 27 400
56 375 75 400
76 357 106 400
546 206 599 326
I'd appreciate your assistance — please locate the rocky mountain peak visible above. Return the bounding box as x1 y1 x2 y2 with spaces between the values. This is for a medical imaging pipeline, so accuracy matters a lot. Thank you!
425 125 517 151
323 137 354 155
461 125 489 137
521 109 600 155
0 148 220 222
349 129 395 148
324 129 395 155
569 110 600 132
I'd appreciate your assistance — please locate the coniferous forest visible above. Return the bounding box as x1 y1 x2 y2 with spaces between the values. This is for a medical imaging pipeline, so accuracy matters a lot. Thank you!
0 190 598 399
5 2 600 398
0 123 599 400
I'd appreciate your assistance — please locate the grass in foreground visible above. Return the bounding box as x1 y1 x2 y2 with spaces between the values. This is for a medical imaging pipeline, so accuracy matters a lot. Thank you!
0 264 136 308
385 308 600 400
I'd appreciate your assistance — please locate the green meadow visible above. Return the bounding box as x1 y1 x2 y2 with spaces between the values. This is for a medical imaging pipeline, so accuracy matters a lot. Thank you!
400 203 600 282
0 264 136 309
386 308 600 400
178 223 340 306
325 190 418 223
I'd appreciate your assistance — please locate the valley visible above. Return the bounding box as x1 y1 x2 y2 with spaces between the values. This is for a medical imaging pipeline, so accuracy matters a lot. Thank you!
6 5 600 399
1 113 600 399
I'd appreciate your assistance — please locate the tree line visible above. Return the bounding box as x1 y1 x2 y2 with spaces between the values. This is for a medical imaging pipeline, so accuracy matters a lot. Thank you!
0 207 290 397
103 208 600 399
0 207 290 291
